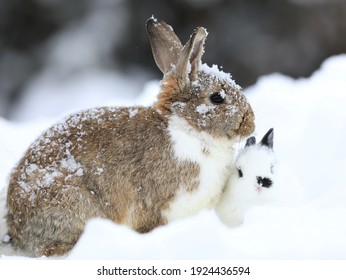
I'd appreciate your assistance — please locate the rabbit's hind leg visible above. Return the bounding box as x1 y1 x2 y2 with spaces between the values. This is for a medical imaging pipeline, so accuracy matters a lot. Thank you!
10 209 85 257
9 187 104 257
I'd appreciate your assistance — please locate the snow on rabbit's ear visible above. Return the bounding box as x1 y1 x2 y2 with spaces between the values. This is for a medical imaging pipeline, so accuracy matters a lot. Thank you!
175 27 207 83
260 128 274 149
146 17 183 74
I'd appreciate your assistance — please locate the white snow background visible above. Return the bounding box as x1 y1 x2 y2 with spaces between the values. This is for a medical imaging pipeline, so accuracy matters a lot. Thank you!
1 54 346 260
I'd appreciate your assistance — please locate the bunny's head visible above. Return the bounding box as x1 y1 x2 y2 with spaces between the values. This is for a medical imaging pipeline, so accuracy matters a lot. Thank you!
215 128 276 227
235 128 275 195
146 17 255 140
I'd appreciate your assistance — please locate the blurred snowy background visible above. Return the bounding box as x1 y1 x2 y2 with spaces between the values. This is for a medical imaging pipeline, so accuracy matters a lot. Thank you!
1 0 346 120
1 0 346 259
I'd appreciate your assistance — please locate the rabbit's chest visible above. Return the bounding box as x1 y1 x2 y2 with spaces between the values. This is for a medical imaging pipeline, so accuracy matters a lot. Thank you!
163 116 234 222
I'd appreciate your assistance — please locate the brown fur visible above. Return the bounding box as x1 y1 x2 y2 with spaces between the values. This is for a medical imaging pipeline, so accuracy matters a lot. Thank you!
155 75 182 115
171 71 254 139
6 18 255 257
6 107 202 255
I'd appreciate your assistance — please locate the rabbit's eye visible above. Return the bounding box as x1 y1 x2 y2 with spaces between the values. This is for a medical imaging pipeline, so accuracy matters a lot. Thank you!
210 92 225 104
237 168 243 178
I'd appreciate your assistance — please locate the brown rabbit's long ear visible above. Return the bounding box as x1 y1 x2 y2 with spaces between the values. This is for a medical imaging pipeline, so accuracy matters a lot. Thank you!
146 17 183 74
175 27 207 83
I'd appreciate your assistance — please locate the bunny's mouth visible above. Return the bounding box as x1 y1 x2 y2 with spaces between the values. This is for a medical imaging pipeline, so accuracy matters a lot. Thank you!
236 109 255 137
224 114 254 140
254 184 263 193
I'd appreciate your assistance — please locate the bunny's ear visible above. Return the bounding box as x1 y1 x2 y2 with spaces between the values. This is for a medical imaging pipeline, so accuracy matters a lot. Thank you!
175 27 207 83
260 128 274 149
146 17 183 74
245 136 256 147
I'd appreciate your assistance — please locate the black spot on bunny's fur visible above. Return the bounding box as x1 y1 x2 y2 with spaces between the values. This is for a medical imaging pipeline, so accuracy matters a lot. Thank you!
237 168 243 178
270 164 274 174
257 176 272 188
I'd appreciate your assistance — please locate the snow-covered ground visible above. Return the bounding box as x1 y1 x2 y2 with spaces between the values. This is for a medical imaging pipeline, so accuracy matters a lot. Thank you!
1 54 346 259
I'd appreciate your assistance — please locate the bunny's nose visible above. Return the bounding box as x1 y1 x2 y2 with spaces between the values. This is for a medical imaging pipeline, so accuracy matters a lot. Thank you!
237 106 255 137
256 176 273 188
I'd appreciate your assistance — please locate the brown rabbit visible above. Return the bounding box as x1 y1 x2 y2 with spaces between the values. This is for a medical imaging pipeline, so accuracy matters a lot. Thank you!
6 18 255 257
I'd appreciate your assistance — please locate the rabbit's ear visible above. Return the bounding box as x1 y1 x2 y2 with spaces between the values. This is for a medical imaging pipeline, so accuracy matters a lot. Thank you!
260 128 274 149
175 27 207 83
245 136 256 147
146 18 183 74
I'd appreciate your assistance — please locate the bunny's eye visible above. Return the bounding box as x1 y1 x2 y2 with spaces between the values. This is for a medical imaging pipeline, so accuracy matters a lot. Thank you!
210 92 225 104
237 168 243 178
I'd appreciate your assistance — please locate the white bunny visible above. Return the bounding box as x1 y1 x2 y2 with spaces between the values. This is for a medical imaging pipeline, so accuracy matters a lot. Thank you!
5 18 255 256
216 128 276 227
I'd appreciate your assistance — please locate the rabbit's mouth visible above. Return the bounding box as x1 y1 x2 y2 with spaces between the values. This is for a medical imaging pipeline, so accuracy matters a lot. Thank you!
254 185 263 193
236 108 255 138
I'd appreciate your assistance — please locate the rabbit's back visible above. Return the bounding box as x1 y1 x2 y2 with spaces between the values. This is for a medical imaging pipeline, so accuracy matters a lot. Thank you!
6 106 197 255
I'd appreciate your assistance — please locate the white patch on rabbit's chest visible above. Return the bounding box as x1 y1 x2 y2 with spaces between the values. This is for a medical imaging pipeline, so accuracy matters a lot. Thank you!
163 115 234 222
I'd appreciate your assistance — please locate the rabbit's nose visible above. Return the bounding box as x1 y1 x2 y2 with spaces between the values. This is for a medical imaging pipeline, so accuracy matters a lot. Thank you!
256 176 273 188
237 106 255 137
